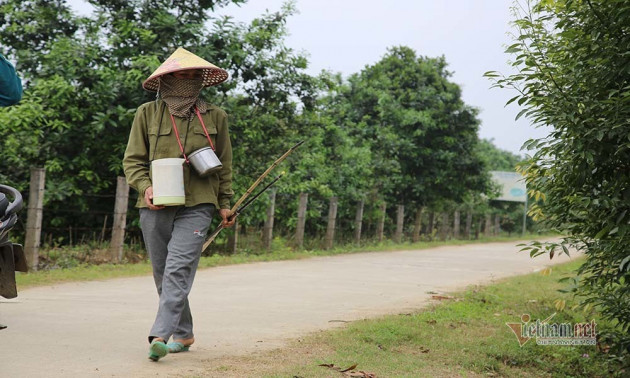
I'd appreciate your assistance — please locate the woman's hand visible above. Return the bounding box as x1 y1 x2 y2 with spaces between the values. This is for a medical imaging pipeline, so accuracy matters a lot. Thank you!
144 186 165 210
219 208 235 227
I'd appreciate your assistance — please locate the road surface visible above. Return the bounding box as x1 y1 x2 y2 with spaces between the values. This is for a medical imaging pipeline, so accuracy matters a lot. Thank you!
0 239 575 377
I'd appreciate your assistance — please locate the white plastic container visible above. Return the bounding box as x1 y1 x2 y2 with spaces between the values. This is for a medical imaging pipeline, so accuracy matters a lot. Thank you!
151 158 185 206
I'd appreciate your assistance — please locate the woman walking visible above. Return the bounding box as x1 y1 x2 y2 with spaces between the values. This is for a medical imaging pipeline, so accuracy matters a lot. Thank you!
123 47 234 361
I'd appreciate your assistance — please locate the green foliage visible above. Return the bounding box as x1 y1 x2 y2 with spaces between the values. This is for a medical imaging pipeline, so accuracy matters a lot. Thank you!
0 0 319 241
326 46 492 209
476 138 524 171
1 1 510 251
487 0 630 361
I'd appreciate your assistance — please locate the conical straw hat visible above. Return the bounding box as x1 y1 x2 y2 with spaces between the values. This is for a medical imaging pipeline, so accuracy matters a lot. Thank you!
142 47 229 91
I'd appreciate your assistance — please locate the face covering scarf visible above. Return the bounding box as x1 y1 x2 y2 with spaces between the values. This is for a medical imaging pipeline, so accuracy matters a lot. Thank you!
158 74 208 118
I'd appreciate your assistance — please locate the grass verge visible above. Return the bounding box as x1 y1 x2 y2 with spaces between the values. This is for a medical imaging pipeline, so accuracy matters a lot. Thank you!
198 257 624 377
16 233 554 290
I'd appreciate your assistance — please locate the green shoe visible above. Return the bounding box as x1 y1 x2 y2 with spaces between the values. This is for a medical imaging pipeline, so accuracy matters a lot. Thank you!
167 341 190 353
148 340 168 361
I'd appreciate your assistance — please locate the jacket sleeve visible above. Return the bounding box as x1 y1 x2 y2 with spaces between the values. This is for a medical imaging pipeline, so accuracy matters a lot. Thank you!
0 54 22 107
123 105 152 198
216 110 234 209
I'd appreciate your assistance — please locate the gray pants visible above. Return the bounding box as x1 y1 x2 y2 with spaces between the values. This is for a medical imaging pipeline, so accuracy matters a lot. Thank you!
139 204 215 343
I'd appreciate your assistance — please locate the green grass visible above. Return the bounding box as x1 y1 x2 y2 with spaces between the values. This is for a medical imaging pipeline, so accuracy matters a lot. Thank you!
237 257 623 378
16 233 553 290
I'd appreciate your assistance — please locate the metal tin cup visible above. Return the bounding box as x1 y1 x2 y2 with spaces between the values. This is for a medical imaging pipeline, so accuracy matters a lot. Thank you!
188 147 222 177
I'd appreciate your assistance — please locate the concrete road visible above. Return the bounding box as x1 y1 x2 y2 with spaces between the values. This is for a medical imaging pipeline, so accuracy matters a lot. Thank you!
0 239 576 377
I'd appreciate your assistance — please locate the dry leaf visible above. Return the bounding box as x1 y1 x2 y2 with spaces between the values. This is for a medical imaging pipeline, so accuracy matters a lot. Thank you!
340 364 358 372
431 295 455 300
318 363 336 369
346 371 377 378
320 362 373 376
554 299 566 311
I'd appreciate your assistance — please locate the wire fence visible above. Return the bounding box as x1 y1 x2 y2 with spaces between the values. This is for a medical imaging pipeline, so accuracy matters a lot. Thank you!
15 168 517 271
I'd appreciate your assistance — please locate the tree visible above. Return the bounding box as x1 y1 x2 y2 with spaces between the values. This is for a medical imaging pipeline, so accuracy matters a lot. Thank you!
476 138 523 171
487 0 630 358
329 46 492 210
0 0 318 243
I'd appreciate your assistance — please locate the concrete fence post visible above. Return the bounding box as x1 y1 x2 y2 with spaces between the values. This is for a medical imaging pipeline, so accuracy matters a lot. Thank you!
484 214 492 237
376 202 387 242
465 211 472 240
412 207 423 242
325 196 338 249
354 199 364 244
394 205 404 243
24 167 45 271
295 192 308 248
110 176 129 262
262 189 276 250
453 210 460 239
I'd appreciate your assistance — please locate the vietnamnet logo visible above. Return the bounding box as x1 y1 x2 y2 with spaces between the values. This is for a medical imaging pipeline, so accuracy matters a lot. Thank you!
506 313 597 346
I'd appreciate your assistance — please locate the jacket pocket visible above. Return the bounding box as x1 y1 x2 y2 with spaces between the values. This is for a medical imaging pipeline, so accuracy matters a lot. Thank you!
191 115 218 150
192 116 217 136
148 114 173 160
148 116 172 136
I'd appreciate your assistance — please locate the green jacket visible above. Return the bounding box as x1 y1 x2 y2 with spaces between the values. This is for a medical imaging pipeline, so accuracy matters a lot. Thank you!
123 100 233 209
